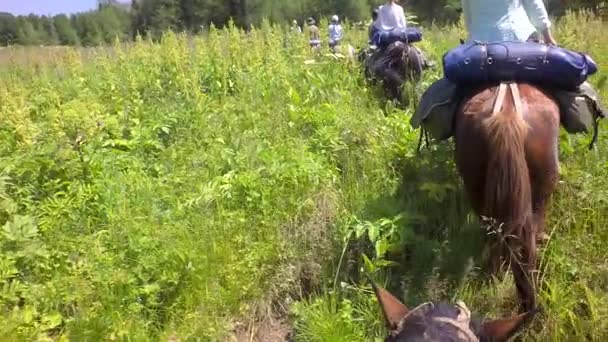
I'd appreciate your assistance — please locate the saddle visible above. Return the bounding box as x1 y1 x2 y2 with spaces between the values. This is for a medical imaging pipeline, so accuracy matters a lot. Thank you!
413 80 603 148
371 27 423 48
443 41 597 90
413 42 604 148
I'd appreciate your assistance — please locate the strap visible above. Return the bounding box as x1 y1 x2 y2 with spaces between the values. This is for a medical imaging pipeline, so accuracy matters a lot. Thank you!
416 126 430 153
417 126 425 152
588 96 603 150
509 83 523 116
492 83 508 115
432 317 479 341
589 116 600 150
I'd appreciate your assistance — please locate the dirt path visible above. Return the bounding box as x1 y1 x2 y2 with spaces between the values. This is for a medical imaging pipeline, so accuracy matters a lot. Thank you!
230 316 293 342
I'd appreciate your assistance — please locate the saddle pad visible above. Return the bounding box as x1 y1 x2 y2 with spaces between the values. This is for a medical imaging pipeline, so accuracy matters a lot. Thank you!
411 78 459 141
553 82 603 134
372 27 423 48
443 41 598 90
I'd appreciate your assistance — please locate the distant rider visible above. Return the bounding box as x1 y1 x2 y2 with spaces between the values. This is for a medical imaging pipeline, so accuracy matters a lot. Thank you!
328 15 344 51
307 17 320 49
372 0 433 68
290 19 302 34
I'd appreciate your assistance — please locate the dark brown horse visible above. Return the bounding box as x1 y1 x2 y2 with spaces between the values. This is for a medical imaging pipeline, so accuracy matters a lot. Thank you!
454 82 560 312
360 41 423 105
372 281 537 341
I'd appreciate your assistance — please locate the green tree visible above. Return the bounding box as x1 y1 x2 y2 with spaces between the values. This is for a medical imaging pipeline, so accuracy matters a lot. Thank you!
97 5 130 43
15 18 41 45
40 15 59 45
73 14 103 46
54 15 80 45
130 0 146 37
0 13 18 45
141 0 180 38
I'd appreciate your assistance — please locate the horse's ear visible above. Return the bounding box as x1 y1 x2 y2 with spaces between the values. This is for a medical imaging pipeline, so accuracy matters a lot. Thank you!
371 282 409 330
481 310 537 341
459 38 465 45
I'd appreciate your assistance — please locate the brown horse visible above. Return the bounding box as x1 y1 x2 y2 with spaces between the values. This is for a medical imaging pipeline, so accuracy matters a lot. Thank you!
454 82 561 312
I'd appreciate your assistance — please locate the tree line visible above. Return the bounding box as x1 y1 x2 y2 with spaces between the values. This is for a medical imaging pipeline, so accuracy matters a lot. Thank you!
0 0 605 46
0 1 130 46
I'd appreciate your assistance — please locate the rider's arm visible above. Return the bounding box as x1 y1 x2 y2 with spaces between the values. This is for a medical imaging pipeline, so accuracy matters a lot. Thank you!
522 0 556 45
398 6 407 29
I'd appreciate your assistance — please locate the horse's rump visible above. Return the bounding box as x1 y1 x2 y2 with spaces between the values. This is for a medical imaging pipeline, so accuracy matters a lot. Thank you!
455 83 560 311
457 83 534 224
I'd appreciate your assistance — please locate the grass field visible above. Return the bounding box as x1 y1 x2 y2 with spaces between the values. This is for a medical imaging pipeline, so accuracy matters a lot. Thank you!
0 12 607 341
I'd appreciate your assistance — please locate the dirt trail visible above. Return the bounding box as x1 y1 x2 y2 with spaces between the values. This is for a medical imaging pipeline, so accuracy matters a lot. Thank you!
230 316 293 342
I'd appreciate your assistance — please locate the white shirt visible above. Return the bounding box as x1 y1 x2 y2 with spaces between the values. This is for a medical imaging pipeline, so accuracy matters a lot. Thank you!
461 0 551 42
329 24 343 43
373 3 407 31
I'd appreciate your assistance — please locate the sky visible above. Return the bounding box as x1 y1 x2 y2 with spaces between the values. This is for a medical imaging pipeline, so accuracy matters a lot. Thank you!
0 0 127 16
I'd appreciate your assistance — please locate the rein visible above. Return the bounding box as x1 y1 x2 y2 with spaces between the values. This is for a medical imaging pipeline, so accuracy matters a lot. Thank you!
395 301 479 342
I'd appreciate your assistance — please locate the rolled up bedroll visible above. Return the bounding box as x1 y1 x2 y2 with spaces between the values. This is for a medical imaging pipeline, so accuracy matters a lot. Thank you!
443 41 598 90
372 27 423 47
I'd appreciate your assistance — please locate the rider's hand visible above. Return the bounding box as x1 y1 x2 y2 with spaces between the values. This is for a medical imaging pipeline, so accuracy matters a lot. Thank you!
542 29 558 46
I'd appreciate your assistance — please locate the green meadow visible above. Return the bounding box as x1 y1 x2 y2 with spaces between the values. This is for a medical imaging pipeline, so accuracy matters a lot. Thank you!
0 12 607 341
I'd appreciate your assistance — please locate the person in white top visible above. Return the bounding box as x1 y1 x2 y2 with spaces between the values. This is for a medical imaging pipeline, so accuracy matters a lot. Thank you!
328 15 344 49
373 0 407 32
290 20 302 34
460 0 604 123
460 0 556 44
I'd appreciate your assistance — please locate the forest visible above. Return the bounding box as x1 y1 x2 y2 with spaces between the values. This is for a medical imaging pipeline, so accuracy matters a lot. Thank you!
0 0 605 46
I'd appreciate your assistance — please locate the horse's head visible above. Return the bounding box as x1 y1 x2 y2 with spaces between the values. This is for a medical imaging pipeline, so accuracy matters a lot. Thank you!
373 283 537 342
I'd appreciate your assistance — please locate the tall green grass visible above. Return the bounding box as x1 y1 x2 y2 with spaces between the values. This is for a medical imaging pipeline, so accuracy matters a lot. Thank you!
0 21 408 340
0 12 606 341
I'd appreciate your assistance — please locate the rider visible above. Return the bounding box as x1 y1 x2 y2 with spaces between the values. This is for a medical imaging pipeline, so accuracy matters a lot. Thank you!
413 0 604 142
460 0 604 120
372 0 433 68
290 19 302 34
328 15 344 50
373 0 407 33
461 0 556 44
307 17 320 49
